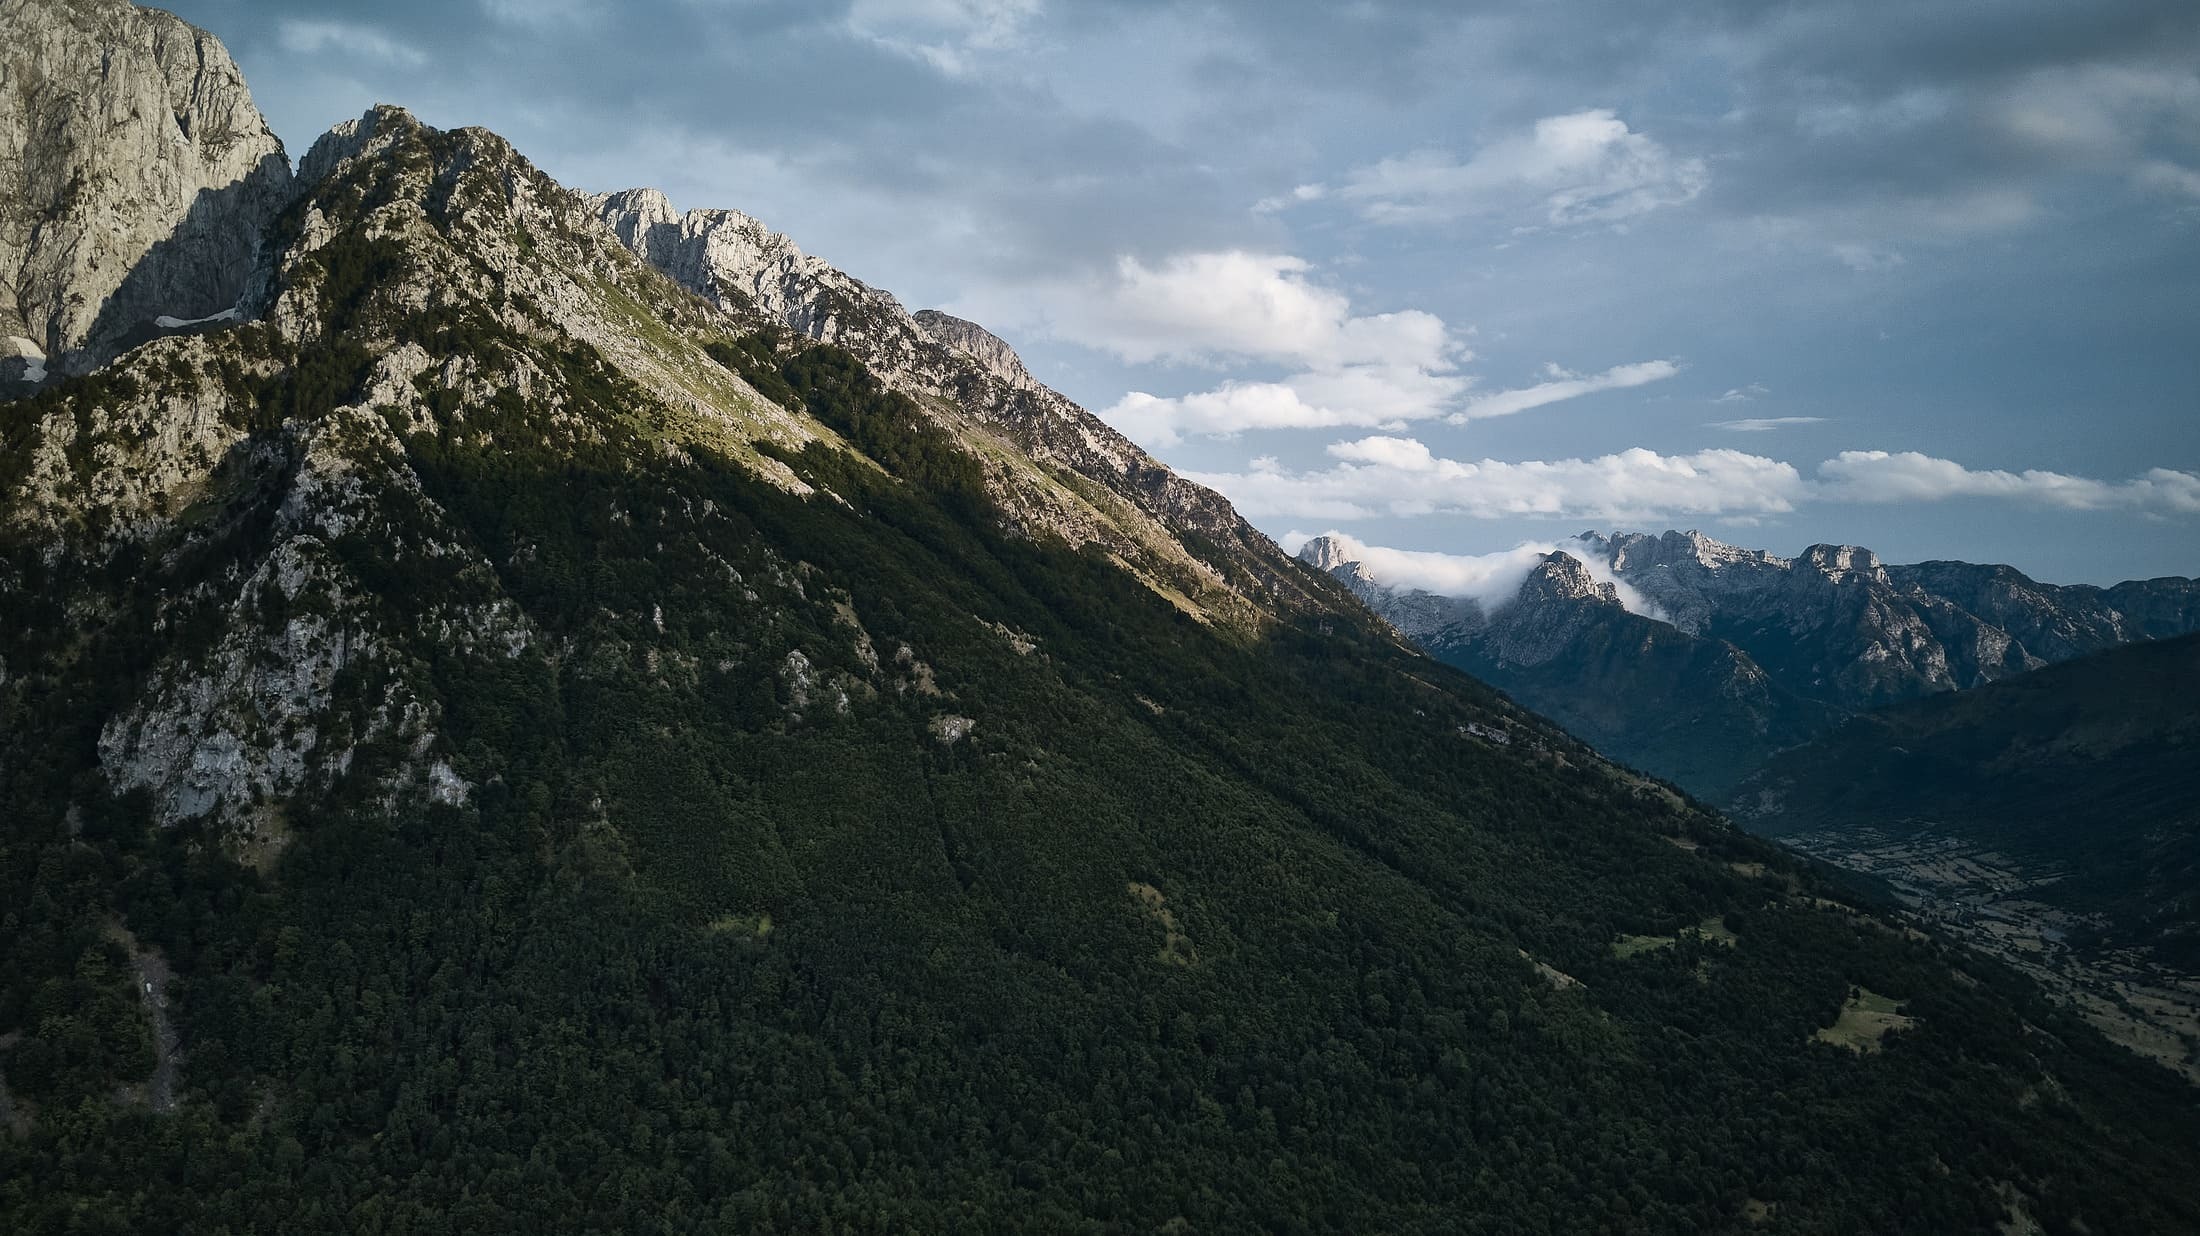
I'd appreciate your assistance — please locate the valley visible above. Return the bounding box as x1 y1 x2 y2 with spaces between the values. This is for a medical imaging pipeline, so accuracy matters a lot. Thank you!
1781 825 2200 1082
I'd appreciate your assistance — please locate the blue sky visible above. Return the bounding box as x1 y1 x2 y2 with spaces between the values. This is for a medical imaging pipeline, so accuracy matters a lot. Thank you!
168 0 2200 585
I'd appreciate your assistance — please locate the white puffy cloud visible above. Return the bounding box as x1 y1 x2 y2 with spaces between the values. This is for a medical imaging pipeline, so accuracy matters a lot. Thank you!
1339 109 1707 228
1054 251 1455 370
1104 355 1680 446
1817 451 2200 512
1063 250 1489 446
1449 359 1680 422
1073 250 1677 445
1282 529 1662 616
1038 246 1687 446
1102 364 1470 447
1189 437 1808 522
1105 384 1349 447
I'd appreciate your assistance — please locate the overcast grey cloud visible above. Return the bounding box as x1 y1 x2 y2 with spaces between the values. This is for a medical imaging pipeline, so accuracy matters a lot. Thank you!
162 0 2200 584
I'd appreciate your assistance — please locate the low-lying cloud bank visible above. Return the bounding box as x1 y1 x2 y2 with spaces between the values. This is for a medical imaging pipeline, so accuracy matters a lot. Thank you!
1817 451 2200 512
1193 438 2200 523
1283 529 1662 617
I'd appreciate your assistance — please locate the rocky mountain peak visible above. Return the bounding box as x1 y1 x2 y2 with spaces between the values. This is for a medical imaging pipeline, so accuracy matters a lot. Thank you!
913 309 1039 392
587 187 903 347
1 0 292 387
296 103 419 184
1662 528 1767 569
1296 534 1358 574
1521 551 1621 607
1798 542 1887 583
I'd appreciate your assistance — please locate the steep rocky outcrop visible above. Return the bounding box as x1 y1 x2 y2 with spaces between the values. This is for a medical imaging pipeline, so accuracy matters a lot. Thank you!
588 187 925 367
1892 559 2200 660
1 0 291 388
912 308 1040 392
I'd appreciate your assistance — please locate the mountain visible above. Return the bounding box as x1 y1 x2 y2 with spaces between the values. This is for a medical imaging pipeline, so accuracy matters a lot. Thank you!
1730 634 2200 1081
584 185 1319 619
7 5 2200 1232
1590 530 2200 711
1306 540 1835 795
1303 529 2200 796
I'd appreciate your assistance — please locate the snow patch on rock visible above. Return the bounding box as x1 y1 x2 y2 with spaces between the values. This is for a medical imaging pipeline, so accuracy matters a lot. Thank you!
154 307 240 329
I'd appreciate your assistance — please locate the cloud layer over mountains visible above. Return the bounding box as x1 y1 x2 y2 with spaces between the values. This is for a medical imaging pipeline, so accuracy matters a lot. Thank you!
1284 530 1660 617
1201 442 2200 524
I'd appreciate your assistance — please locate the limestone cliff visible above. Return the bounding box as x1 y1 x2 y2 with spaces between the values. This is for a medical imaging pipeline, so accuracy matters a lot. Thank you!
912 309 1040 393
0 0 291 388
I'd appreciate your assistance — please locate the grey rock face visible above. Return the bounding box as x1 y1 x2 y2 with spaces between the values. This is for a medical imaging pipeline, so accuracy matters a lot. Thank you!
1517 552 1620 611
1584 529 1790 635
1295 534 1358 575
0 0 292 385
912 309 1040 393
588 187 922 363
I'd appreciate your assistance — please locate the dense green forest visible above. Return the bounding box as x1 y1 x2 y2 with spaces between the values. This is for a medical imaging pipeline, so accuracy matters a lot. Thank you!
5 107 2200 1233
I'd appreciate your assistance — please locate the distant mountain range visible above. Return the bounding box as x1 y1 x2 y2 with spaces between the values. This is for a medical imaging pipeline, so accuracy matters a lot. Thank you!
1731 634 2200 1080
1302 529 2200 796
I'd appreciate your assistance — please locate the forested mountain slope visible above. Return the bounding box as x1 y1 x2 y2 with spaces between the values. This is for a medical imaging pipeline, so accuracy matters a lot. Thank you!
3 6 2200 1233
